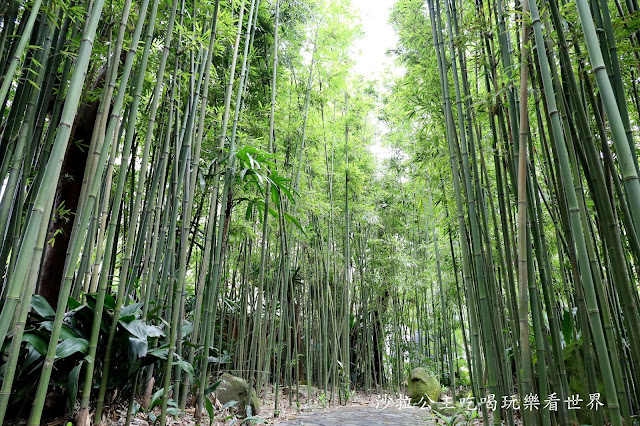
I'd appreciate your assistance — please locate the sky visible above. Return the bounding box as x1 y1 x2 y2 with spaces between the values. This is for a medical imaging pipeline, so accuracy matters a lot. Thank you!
350 0 399 78
350 0 399 160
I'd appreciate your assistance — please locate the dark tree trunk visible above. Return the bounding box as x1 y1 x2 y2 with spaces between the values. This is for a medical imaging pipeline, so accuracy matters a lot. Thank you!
36 73 105 309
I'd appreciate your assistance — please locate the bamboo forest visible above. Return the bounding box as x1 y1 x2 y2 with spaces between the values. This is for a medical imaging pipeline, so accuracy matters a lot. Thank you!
4 0 640 424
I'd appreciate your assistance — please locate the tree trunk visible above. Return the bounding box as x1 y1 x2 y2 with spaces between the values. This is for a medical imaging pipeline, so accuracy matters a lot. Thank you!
37 76 103 308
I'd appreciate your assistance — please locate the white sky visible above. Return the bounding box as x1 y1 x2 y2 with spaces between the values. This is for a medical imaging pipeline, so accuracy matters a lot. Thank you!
351 0 399 78
350 0 399 161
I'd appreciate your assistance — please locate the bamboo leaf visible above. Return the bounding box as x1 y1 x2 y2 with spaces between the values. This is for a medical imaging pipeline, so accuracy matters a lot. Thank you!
149 346 170 360
205 398 214 423
166 407 180 416
271 185 280 209
20 346 42 373
284 213 305 235
146 324 165 338
67 297 82 310
245 200 254 220
204 381 221 396
39 321 79 340
23 333 47 356
120 319 148 340
55 337 89 359
120 303 143 320
149 387 167 411
31 295 55 318
182 322 194 337
173 359 195 379
221 400 238 410
66 361 83 412
128 337 148 361
207 355 230 364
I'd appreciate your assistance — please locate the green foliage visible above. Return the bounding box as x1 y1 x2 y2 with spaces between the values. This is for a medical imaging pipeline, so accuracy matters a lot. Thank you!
0 295 167 419
430 411 461 425
128 386 183 425
429 404 471 426
7 0 639 422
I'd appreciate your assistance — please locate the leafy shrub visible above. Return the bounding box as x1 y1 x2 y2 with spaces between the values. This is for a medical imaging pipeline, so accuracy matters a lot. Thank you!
1 294 166 420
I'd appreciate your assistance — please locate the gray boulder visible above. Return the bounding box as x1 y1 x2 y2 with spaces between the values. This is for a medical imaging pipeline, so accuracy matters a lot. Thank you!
215 373 260 416
407 367 441 405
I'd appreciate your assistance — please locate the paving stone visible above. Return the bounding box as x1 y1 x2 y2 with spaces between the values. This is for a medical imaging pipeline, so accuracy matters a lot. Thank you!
275 406 434 425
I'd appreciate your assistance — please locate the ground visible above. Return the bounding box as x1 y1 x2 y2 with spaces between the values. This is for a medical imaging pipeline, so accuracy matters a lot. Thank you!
96 389 448 425
274 405 434 425
25 386 485 425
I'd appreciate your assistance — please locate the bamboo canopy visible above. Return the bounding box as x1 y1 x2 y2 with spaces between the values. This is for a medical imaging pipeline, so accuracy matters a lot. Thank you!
1 0 640 424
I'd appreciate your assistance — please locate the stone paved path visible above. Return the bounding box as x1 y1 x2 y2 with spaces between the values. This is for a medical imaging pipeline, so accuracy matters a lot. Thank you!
275 406 434 425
